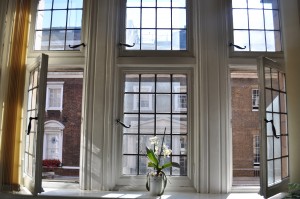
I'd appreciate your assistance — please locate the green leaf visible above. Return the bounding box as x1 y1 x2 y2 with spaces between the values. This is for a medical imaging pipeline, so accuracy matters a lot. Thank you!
148 162 157 168
161 162 172 170
171 162 180 168
146 147 158 165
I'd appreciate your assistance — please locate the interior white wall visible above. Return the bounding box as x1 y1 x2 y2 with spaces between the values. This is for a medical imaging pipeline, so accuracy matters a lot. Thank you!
281 0 300 183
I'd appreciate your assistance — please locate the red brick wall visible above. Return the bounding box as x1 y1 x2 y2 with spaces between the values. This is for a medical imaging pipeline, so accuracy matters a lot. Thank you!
45 78 83 168
231 78 260 177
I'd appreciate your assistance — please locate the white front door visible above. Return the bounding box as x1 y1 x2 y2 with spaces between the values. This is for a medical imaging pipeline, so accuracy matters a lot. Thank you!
258 57 289 198
23 54 48 195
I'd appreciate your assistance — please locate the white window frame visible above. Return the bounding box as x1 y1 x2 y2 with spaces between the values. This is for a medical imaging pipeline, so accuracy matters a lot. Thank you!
26 0 87 66
114 69 193 191
118 0 194 57
227 0 284 58
46 81 64 111
43 120 65 163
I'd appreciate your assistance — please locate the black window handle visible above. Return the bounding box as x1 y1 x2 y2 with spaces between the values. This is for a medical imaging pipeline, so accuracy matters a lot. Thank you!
264 119 280 139
27 117 38 135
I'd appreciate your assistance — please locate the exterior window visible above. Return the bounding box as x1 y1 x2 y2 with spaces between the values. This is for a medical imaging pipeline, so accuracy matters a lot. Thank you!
252 89 259 111
122 74 188 176
43 120 64 162
231 0 282 52
124 0 187 51
253 135 260 166
133 86 153 111
46 82 64 111
34 0 83 51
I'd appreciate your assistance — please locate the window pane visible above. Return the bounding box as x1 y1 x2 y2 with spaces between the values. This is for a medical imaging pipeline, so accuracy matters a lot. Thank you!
274 159 281 182
38 0 53 9
264 0 278 9
233 30 249 51
157 30 171 50
172 9 186 29
140 114 155 133
123 114 139 134
266 31 281 51
232 0 247 8
142 0 156 7
123 155 138 175
249 10 264 29
126 29 140 50
35 31 50 50
157 0 171 7
157 8 171 28
268 160 274 185
127 0 141 7
250 31 265 51
248 0 263 8
53 0 68 9
50 30 66 50
67 10 82 28
141 29 156 50
36 11 52 29
265 10 279 30
232 9 248 29
69 0 83 9
172 0 186 7
172 29 186 50
172 115 187 134
282 157 288 178
142 8 156 28
156 94 171 113
156 115 171 134
123 135 138 154
127 8 141 28
66 29 81 50
52 10 67 28
157 74 171 93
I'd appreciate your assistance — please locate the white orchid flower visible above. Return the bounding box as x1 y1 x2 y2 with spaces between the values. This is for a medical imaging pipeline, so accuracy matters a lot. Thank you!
162 144 172 158
149 136 159 146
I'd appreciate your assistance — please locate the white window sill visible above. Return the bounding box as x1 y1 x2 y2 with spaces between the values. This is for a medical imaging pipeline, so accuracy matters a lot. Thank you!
3 189 267 199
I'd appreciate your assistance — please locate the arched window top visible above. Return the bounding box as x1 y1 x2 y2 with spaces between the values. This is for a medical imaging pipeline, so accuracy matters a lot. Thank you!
44 120 65 131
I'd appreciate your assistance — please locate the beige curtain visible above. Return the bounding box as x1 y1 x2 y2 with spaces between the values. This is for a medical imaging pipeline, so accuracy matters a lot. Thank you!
1 0 31 191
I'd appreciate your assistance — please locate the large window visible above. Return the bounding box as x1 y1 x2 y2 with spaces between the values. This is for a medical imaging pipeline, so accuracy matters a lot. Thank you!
231 0 281 52
34 0 83 51
124 0 187 51
122 73 188 176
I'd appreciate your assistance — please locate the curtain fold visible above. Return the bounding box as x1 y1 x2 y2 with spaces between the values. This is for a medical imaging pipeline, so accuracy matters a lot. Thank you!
1 0 31 191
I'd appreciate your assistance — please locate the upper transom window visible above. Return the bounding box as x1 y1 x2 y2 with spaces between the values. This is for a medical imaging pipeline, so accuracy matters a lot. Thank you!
124 0 187 51
34 0 83 51
231 0 282 52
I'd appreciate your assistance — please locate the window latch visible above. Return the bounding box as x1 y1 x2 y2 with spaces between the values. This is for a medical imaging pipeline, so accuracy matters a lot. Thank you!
27 117 38 135
229 42 246 50
68 43 86 49
116 119 131 128
264 119 280 139
119 42 135 48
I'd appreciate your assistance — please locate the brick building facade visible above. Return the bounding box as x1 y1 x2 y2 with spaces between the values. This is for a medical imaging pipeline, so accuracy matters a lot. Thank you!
231 75 260 177
43 72 83 176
